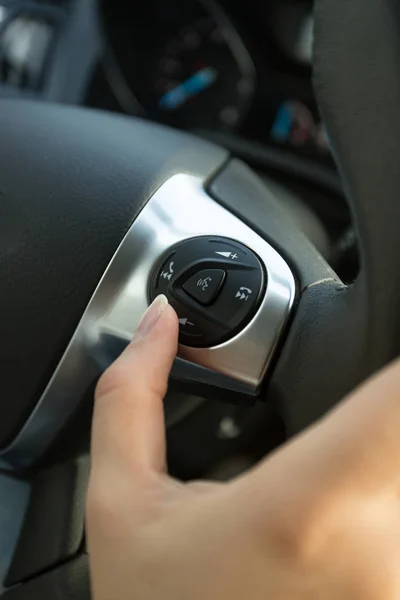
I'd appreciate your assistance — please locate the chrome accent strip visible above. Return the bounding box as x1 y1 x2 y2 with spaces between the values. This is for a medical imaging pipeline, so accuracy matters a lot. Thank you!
1 174 296 468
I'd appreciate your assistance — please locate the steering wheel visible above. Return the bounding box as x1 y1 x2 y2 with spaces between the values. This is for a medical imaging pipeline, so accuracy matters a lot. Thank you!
1 0 399 597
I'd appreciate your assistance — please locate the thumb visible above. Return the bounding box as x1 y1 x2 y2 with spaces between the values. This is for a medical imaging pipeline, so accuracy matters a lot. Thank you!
91 295 179 476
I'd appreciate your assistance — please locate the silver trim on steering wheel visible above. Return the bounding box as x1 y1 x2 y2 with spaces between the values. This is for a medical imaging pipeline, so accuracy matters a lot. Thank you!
1 174 296 468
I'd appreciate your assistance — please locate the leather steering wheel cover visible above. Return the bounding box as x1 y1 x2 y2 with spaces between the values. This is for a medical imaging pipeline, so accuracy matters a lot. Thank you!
314 0 400 367
0 100 226 451
265 0 400 435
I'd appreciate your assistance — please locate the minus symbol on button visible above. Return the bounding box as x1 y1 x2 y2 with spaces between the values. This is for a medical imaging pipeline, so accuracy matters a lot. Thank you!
179 318 194 326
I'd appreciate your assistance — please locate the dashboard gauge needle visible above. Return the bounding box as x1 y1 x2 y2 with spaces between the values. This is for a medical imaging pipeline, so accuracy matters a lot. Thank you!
158 66 218 110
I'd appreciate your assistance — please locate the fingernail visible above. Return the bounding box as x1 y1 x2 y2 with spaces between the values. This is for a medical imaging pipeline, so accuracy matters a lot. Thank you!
135 295 169 339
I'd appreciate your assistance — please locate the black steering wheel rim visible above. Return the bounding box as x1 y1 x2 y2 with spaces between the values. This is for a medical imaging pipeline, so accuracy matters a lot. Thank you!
315 0 400 369
208 0 400 436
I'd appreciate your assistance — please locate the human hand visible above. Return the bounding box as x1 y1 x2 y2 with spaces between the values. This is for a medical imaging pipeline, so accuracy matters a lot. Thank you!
87 295 400 599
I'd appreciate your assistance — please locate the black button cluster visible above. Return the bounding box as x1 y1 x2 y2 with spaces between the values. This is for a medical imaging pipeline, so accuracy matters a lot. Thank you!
149 237 266 347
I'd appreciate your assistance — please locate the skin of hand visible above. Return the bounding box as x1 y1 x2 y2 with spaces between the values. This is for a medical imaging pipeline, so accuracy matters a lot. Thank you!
86 295 400 600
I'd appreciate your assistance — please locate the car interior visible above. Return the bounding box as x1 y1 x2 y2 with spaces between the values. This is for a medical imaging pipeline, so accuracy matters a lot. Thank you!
0 0 398 597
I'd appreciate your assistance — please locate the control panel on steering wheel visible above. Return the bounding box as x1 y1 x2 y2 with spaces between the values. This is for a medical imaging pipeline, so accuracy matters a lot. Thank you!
150 237 265 347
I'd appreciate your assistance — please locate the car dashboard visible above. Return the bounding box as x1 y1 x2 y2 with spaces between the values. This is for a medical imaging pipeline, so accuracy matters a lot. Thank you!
0 0 331 161
97 0 331 166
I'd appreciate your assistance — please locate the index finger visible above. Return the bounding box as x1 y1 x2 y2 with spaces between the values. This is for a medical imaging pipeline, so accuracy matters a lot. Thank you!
91 296 179 478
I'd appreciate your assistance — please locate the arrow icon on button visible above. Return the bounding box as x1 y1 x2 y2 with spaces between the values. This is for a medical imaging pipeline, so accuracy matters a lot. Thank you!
215 251 239 260
179 318 194 326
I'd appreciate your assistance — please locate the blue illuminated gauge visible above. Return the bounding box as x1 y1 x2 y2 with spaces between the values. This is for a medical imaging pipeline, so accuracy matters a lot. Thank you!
158 66 218 111
102 0 256 133
152 15 255 131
